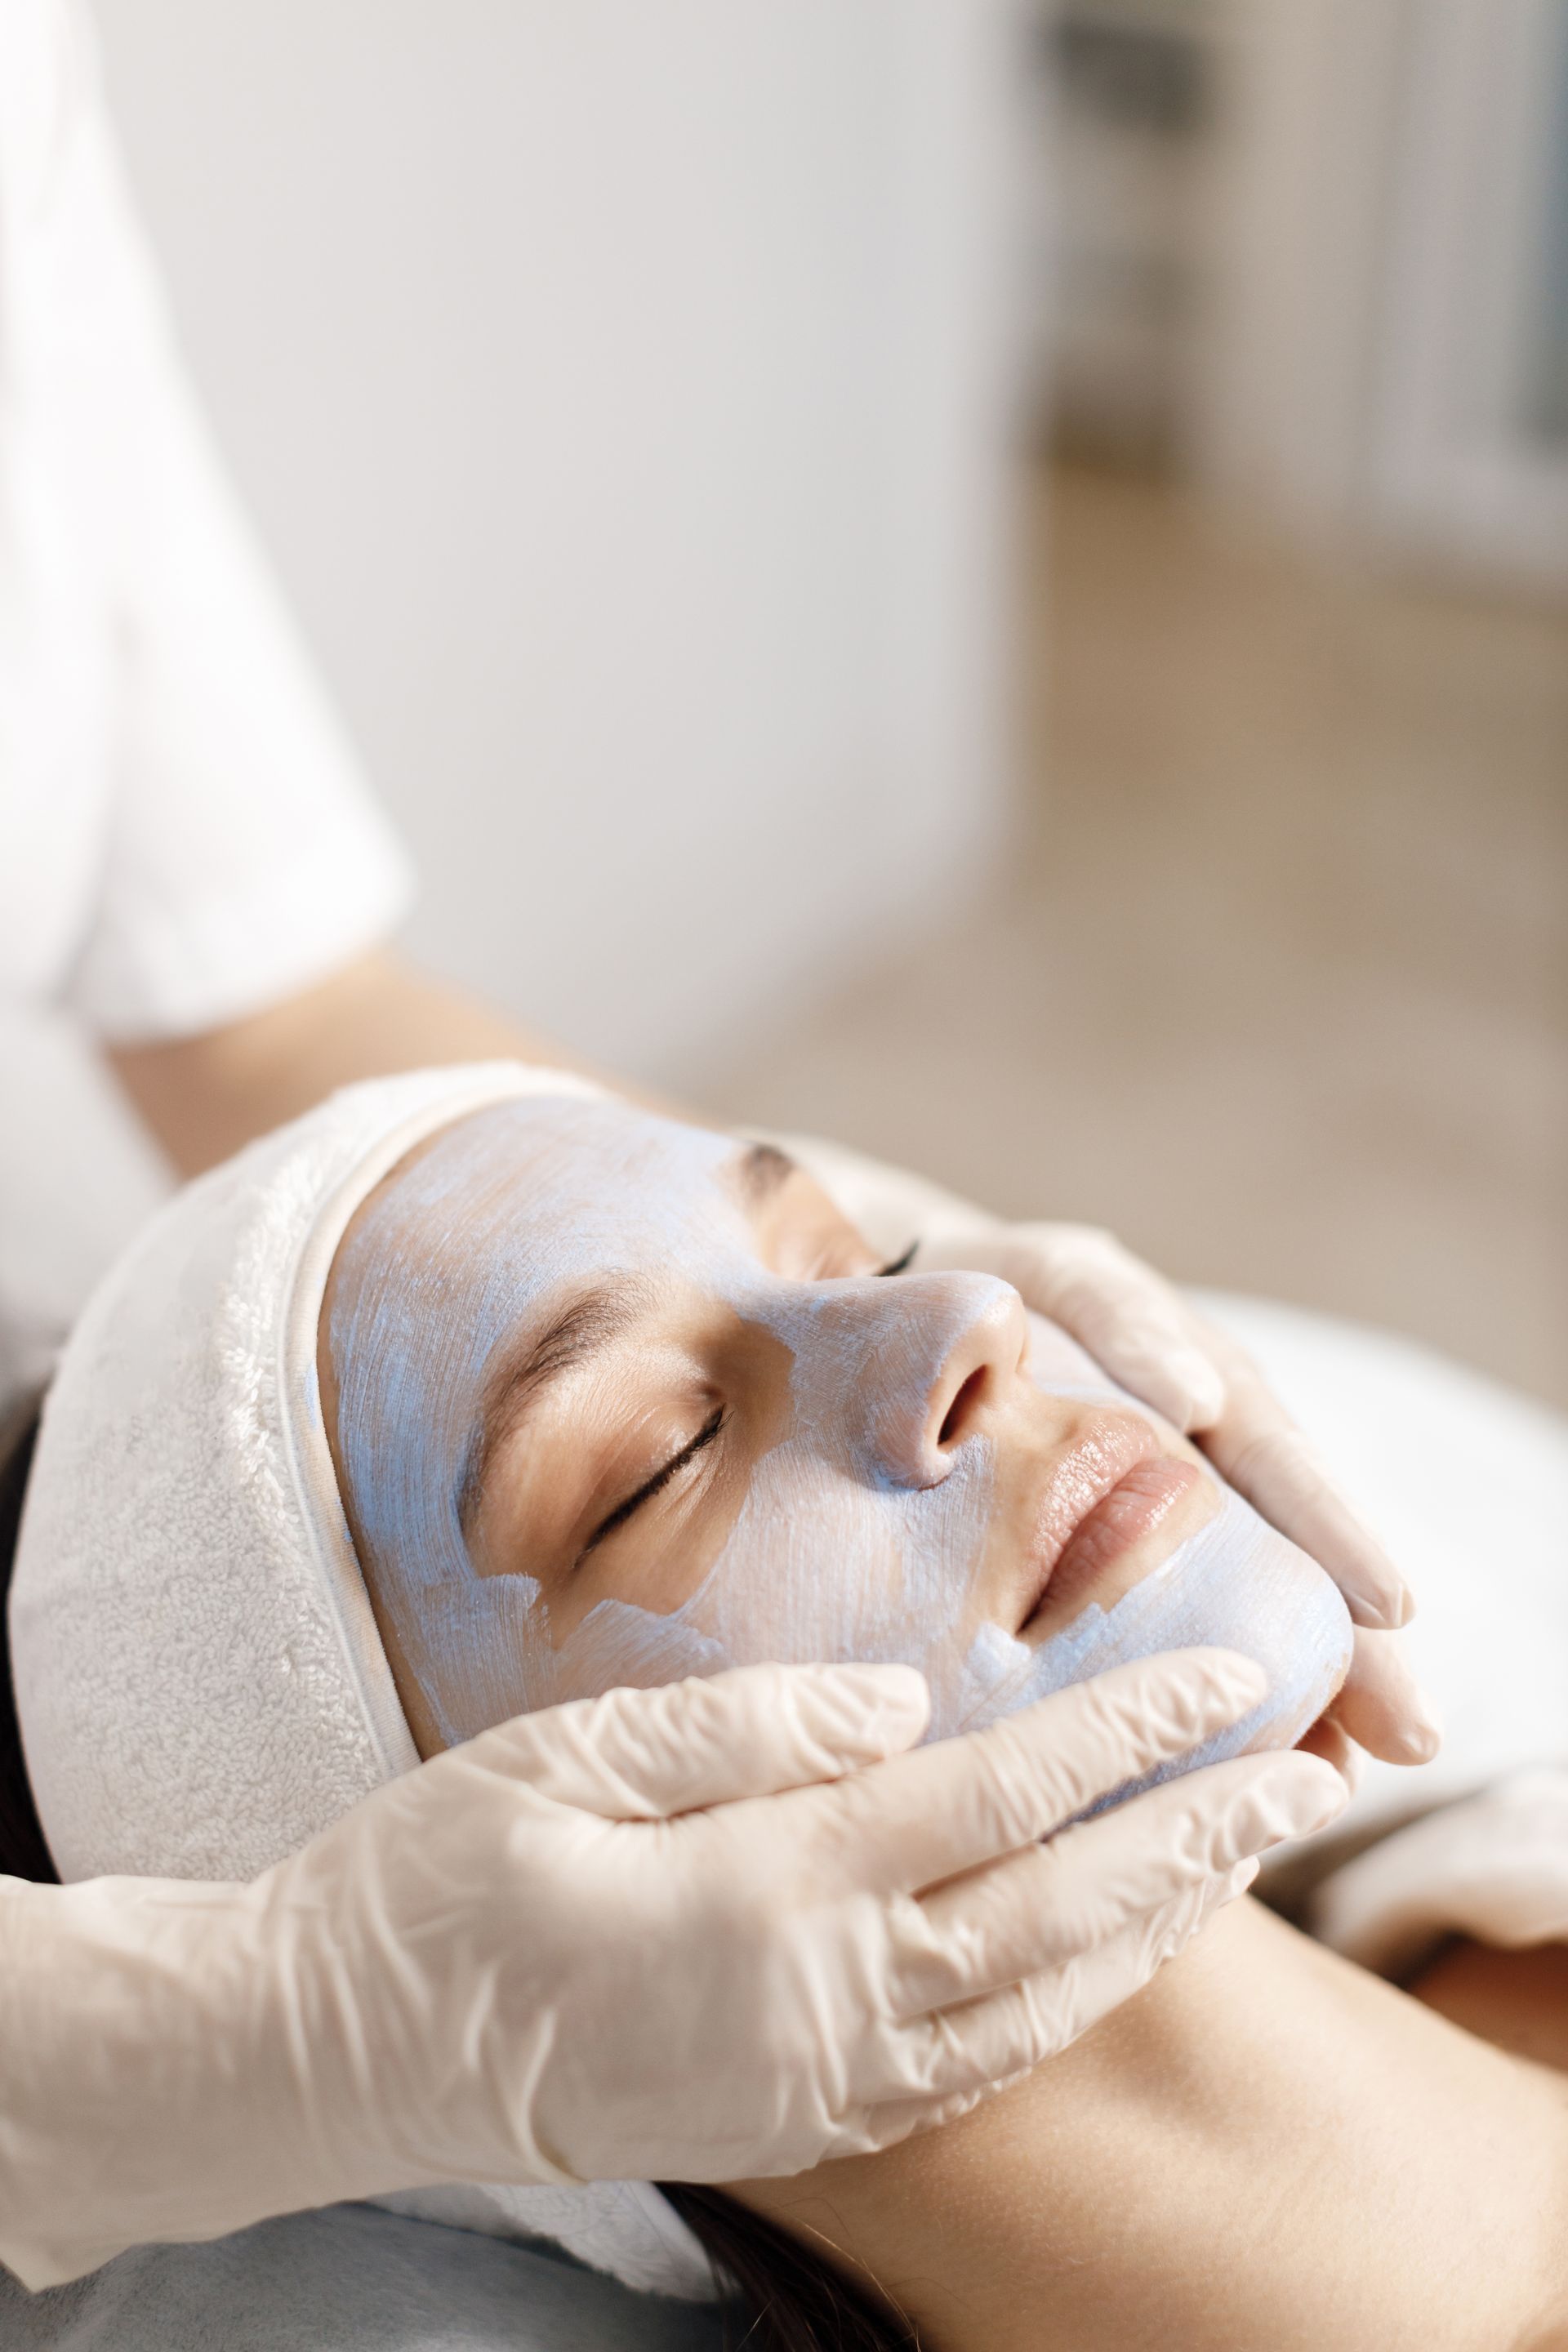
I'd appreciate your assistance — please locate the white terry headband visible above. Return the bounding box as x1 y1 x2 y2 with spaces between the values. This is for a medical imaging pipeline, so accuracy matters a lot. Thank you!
10 1062 717 2301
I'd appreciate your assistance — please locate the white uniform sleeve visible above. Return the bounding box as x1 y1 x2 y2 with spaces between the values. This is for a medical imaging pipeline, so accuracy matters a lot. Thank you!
24 1 415 1040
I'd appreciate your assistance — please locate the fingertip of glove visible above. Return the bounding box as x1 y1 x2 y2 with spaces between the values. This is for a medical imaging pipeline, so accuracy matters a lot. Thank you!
1155 1646 1269 1728
1279 1751 1354 1833
809 1660 932 1749
1386 1706 1443 1766
1224 1751 1351 1852
1355 1574 1418 1633
1167 1352 1227 1432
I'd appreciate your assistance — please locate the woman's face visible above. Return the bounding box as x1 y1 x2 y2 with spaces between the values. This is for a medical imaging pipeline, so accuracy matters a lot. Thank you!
320 1097 1350 1770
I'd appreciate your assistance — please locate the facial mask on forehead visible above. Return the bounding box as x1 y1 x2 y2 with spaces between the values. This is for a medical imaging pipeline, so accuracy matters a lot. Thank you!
329 1098 1350 1774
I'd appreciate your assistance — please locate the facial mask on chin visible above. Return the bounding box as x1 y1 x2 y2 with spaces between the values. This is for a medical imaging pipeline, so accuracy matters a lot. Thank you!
328 1099 1351 1783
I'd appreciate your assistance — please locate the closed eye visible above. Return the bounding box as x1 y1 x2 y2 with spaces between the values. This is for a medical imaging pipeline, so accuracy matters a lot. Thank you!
878 1241 919 1277
579 1405 727 1561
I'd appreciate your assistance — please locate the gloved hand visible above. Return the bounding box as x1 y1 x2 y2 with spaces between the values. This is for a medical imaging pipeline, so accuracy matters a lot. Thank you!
0 1652 1343 2289
762 1132 1441 1774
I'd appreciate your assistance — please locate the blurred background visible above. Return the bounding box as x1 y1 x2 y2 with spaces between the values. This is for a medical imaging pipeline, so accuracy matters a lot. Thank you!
4 0 1564 1406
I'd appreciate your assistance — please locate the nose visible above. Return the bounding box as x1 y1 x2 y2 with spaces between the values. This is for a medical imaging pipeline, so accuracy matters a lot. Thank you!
862 1272 1030 1488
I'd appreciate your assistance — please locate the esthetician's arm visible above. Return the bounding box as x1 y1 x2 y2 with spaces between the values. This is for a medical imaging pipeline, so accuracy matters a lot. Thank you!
0 1655 1342 2290
105 948 616 1178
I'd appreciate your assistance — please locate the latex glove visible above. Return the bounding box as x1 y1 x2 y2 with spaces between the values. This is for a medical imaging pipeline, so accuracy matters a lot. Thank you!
762 1132 1439 1771
0 1652 1343 2290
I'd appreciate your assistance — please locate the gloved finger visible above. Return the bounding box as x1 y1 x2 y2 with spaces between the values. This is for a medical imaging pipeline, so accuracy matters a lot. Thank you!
886 1748 1345 2018
461 1661 932 1820
1295 1713 1365 1790
1320 1626 1441 1766
782 1647 1267 1900
855 1863 1251 2123
1191 1320 1412 1632
981 1223 1227 1433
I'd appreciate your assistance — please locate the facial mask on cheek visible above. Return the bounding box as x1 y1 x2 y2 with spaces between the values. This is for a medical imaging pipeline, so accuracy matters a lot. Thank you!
552 1325 1348 1797
521 1279 1004 1712
525 1309 1350 1794
544 1433 992 1704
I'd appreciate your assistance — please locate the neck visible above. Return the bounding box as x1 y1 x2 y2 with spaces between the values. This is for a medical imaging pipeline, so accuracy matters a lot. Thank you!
738 1900 1568 2352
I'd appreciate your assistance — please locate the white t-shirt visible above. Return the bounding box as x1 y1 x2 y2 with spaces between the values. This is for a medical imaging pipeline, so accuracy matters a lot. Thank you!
0 0 412 1042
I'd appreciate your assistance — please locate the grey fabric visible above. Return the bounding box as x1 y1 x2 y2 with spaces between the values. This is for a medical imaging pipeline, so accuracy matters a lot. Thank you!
0 2203 731 2351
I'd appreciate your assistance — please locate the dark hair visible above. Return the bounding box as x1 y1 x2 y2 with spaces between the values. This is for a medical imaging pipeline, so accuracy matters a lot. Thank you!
0 1389 56 1883
657 2184 918 2350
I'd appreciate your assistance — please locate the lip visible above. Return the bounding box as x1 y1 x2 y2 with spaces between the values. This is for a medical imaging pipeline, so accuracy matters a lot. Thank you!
1013 1416 1204 1637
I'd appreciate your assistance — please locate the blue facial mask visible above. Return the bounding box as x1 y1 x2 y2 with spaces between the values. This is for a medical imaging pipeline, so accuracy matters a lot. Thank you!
327 1098 1351 1771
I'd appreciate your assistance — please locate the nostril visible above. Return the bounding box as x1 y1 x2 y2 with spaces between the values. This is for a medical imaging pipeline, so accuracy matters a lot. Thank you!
938 1365 989 1450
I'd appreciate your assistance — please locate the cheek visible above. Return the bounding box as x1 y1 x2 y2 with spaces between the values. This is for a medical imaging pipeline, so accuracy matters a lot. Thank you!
534 1435 998 1704
518 1281 1010 1708
380 1565 565 1751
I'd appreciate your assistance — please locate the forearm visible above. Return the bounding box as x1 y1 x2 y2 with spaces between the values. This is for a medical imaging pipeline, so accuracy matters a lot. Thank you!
740 1900 1568 2352
105 950 642 1178
0 1873 331 2288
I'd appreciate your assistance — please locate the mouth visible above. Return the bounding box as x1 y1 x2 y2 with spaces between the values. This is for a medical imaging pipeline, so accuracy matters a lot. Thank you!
1015 1419 1208 1640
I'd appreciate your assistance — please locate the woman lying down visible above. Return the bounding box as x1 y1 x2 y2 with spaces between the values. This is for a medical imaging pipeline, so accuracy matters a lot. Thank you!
11 1063 1568 2351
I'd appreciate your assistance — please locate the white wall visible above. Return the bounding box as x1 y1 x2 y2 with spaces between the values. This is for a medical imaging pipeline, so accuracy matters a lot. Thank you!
1193 0 1412 535
91 0 1027 1085
1365 0 1568 584
1196 0 1568 587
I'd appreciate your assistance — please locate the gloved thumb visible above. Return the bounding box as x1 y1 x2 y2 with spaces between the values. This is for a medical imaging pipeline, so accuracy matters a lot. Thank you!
457 1661 933 1820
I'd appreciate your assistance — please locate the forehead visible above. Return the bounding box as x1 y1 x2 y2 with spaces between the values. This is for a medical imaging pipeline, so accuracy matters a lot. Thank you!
347 1095 755 1302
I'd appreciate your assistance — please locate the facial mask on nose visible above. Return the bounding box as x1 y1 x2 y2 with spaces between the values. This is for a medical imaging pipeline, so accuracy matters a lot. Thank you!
329 1100 1350 1774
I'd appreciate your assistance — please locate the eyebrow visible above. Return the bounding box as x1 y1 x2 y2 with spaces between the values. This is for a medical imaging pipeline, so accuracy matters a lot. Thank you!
730 1141 799 1214
459 1281 649 1535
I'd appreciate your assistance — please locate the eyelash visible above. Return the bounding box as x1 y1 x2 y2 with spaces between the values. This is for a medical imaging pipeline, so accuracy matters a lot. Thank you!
878 1241 918 1276
581 1404 727 1558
